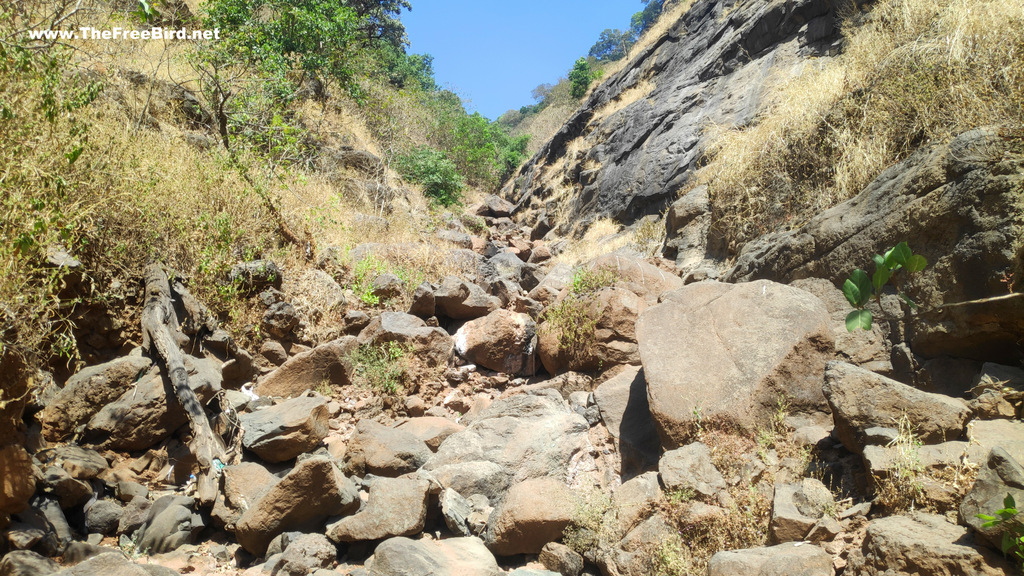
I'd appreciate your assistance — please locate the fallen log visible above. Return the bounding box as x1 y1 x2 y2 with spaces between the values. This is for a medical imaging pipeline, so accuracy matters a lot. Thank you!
141 263 226 506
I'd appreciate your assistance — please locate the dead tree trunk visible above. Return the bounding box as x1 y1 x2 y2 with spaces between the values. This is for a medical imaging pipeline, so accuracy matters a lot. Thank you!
141 263 225 506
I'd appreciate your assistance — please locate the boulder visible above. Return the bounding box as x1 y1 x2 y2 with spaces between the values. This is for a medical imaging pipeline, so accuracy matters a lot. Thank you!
609 472 663 538
408 283 436 318
0 446 36 515
327 477 429 542
274 534 337 576
394 417 465 452
40 355 154 442
769 479 835 544
84 500 123 536
481 194 515 218
239 395 329 463
262 301 300 338
659 442 727 499
136 496 202 555
372 273 405 301
86 355 222 451
368 536 501 576
256 337 357 398
235 456 360 556
293 269 346 313
0 550 59 576
960 447 1024 552
823 362 971 454
37 466 90 509
423 392 590 504
219 462 279 524
484 478 574 556
357 312 453 368
13 497 72 556
707 543 833 576
229 260 282 292
440 488 475 537
539 287 647 374
539 542 584 576
434 276 501 320
845 512 1013 575
118 497 151 536
596 512 677 576
663 186 712 273
53 446 107 480
583 255 683 304
593 366 661 476
342 419 431 477
638 280 833 447
454 309 537 375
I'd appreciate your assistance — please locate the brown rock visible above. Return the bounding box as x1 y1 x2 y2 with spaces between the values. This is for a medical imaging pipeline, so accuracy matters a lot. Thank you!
0 445 35 515
395 417 465 451
638 280 833 447
257 337 357 398
342 419 431 476
539 287 647 375
454 309 537 375
239 395 330 463
585 255 683 304
235 456 359 556
326 477 429 542
484 478 574 556
357 312 453 368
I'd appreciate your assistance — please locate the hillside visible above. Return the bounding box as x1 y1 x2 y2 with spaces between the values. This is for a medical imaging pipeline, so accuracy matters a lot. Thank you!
2 0 1024 575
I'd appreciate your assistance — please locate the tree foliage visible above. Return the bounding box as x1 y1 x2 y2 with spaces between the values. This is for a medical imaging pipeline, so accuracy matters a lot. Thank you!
589 28 633 62
569 57 594 99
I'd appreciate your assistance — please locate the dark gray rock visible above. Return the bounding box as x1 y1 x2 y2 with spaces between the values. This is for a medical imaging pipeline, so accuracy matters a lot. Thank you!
13 497 72 556
274 534 337 576
434 276 501 320
0 550 59 576
769 479 835 544
408 283 436 318
368 536 501 576
256 337 357 398
135 495 202 555
38 466 91 509
326 477 429 542
960 447 1024 552
262 301 300 339
229 260 282 292
371 273 405 301
539 542 584 576
84 499 123 536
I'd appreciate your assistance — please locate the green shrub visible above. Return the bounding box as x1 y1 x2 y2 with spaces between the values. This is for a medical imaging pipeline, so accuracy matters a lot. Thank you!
541 266 619 364
395 147 464 206
569 57 594 99
842 241 927 331
978 494 1024 569
351 341 408 394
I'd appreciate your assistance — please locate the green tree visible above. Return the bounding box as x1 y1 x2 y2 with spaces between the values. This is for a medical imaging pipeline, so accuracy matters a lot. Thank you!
631 0 665 37
588 28 633 61
569 57 593 99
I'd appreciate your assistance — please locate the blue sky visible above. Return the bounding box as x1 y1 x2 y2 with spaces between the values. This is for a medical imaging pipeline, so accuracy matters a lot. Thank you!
402 1 643 120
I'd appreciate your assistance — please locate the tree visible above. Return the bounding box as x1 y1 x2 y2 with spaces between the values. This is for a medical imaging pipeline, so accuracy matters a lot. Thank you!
531 83 554 102
631 0 665 37
569 57 593 99
588 28 632 62
343 0 412 48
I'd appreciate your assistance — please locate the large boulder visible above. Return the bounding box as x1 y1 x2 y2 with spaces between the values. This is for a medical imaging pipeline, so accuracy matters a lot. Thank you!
484 478 575 556
434 276 501 320
637 280 833 447
357 312 453 368
85 356 221 451
423 392 591 504
726 127 1024 363
593 366 661 475
368 536 501 576
539 287 647 374
823 362 970 454
583 255 683 304
454 309 537 375
342 419 431 477
707 543 833 576
256 337 357 398
135 496 202 555
844 512 1013 575
235 456 360 556
326 477 429 542
40 355 154 442
239 395 329 463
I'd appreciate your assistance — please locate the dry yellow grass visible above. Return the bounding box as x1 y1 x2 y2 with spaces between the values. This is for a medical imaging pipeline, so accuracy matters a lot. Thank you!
696 0 1024 250
591 78 657 124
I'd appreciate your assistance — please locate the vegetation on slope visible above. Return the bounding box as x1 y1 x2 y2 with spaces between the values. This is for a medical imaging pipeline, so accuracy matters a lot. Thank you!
695 0 1024 252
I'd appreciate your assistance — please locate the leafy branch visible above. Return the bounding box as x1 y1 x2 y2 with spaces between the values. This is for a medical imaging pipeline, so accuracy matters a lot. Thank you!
842 242 927 331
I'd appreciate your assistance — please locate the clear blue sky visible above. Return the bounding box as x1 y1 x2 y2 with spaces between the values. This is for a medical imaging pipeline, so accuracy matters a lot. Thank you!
402 1 643 121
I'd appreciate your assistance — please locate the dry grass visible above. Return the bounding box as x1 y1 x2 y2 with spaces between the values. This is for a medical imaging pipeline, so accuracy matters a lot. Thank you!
591 78 657 124
695 0 1024 250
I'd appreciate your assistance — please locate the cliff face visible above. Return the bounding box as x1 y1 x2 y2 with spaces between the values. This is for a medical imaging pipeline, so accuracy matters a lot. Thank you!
502 0 846 234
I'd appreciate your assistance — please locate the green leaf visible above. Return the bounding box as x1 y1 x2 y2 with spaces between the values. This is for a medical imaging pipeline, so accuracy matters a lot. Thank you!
1003 531 1015 554
905 254 928 274
842 279 861 308
850 269 872 306
65 145 83 165
873 254 886 269
846 309 873 332
1005 494 1017 510
872 266 891 293
888 242 912 268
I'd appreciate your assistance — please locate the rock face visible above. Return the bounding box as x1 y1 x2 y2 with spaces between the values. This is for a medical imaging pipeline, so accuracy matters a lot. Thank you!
234 456 359 556
726 127 1024 363
845 512 1013 575
484 478 575 556
502 0 844 234
239 395 329 463
637 280 833 447
257 337 357 398
423 392 590 503
368 536 501 576
454 309 537 375
823 362 970 454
